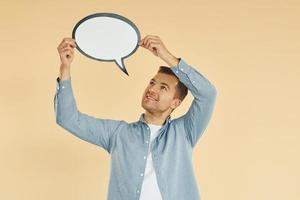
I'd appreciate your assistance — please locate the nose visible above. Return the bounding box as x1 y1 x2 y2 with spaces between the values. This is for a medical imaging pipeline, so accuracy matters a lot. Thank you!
148 84 159 93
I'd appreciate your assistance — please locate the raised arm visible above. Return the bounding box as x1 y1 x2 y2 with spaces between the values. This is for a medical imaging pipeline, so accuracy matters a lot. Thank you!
170 58 217 148
138 35 217 148
54 38 124 153
54 78 124 153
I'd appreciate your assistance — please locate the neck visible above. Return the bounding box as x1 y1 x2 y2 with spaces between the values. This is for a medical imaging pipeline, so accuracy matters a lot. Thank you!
143 110 170 125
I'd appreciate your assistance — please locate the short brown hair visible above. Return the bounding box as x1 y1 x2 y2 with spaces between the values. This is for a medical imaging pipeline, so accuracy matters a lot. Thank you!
158 66 188 101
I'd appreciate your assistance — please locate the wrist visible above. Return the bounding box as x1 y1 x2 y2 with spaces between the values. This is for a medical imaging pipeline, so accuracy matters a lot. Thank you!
163 53 179 67
60 63 71 70
59 65 71 81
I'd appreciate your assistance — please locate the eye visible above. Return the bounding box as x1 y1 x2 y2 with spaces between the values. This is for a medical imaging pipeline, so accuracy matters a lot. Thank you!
149 81 155 85
161 86 167 91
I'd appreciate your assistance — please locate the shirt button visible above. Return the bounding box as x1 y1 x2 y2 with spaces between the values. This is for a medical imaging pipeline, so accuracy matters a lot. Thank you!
145 140 149 144
176 70 179 73
146 127 149 130
192 80 195 83
143 156 146 159
62 86 65 89
140 173 144 177
180 68 184 71
137 190 140 193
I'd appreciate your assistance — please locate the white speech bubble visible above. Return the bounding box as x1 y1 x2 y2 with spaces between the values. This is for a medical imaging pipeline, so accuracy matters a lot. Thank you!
72 13 141 75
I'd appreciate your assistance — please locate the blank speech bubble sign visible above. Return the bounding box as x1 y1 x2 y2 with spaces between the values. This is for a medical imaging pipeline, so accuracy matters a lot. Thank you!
72 13 141 75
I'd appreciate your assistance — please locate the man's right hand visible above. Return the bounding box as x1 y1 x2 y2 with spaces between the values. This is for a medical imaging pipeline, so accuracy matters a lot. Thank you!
57 38 77 68
57 38 76 80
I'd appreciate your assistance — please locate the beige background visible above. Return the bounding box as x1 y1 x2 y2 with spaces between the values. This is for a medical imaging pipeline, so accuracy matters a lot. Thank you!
1 0 299 199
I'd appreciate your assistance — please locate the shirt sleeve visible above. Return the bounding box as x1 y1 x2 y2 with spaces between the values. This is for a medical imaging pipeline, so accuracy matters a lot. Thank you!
170 58 217 148
53 77 123 153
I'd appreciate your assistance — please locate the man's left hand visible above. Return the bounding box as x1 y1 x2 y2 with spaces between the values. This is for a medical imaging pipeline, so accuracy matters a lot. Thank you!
139 35 179 66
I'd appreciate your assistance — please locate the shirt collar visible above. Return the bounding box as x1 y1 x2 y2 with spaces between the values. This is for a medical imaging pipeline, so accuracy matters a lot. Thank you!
138 113 172 141
138 113 172 127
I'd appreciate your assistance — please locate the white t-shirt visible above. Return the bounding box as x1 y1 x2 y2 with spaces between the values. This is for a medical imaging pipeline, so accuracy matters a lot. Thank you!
139 123 163 200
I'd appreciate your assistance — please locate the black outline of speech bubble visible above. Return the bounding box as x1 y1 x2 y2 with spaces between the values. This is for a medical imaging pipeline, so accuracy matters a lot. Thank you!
72 13 141 76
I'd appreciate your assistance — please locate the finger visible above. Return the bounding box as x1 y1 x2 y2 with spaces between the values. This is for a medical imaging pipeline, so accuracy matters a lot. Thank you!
143 35 159 40
63 37 76 43
58 39 76 49
61 46 74 53
143 42 155 53
58 44 69 51
139 37 145 46
143 35 160 46
138 38 143 45
62 46 73 51
61 48 74 54
142 37 151 48
61 40 76 48
143 36 151 47
58 46 73 54
149 42 159 49
148 42 159 53
58 38 75 47
58 42 76 52
145 38 160 49
139 37 159 50
141 35 152 46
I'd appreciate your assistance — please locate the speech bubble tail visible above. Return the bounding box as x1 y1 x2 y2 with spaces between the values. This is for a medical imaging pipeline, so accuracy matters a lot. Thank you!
115 58 129 76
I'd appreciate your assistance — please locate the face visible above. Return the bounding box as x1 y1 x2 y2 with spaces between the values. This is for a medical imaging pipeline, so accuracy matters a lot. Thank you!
141 72 182 115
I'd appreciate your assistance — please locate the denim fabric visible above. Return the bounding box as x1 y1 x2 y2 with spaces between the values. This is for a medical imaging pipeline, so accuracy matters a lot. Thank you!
54 58 217 200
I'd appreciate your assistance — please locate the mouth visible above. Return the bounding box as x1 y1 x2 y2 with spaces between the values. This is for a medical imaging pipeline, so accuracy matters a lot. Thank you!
145 94 158 101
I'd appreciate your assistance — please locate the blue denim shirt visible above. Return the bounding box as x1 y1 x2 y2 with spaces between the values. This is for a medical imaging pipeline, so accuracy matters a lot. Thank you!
54 58 217 200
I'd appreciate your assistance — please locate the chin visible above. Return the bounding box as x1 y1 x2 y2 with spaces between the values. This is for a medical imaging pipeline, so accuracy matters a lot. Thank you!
141 102 150 111
141 102 155 113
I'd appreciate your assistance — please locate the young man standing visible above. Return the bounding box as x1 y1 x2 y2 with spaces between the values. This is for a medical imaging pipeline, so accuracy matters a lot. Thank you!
54 35 217 200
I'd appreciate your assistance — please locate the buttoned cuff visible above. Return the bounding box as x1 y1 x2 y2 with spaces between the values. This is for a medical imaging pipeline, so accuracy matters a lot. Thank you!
170 58 196 87
169 57 217 101
56 77 72 92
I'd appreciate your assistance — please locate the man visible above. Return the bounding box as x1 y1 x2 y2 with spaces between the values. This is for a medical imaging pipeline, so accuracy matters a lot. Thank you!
54 35 217 200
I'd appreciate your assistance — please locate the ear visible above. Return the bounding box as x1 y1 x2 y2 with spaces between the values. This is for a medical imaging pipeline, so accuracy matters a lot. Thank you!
170 98 182 110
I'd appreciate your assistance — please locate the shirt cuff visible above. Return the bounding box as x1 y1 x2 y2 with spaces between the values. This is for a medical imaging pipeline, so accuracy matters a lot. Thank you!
56 77 72 91
170 58 196 88
170 58 192 75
